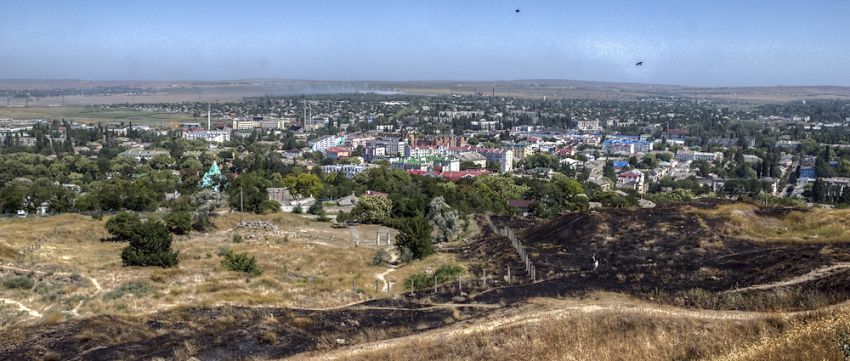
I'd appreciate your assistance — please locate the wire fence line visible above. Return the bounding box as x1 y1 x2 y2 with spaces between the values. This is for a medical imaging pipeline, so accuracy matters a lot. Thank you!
485 215 537 282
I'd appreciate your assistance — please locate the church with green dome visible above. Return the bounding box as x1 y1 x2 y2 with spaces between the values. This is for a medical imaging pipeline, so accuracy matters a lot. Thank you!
200 161 222 191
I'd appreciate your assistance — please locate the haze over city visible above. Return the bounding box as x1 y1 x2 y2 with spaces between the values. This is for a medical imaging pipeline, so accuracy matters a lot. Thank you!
2 0 850 86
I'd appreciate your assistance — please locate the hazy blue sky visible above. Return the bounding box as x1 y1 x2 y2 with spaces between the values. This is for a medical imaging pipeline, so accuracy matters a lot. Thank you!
2 0 850 86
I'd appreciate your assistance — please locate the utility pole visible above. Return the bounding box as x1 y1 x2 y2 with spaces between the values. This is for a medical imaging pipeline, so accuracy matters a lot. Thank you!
239 185 244 222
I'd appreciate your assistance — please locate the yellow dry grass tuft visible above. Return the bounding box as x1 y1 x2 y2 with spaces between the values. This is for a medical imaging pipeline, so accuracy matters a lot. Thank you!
710 307 850 361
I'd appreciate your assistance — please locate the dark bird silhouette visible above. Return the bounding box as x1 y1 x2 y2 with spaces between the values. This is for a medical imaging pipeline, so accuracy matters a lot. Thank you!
515 9 520 13
635 61 644 66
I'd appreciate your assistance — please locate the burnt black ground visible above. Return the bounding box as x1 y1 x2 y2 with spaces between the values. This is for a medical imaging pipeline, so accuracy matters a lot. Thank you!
3 201 850 360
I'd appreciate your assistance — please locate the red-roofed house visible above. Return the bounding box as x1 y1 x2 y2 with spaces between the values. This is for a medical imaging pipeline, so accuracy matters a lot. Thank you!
407 169 491 181
506 199 535 217
324 147 351 160
666 128 689 140
553 146 575 158
616 170 645 193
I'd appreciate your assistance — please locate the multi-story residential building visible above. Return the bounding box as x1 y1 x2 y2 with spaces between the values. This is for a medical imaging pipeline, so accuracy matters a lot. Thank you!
182 130 231 143
321 164 374 178
365 138 406 160
405 145 446 158
446 146 513 173
412 135 466 147
392 156 460 172
345 134 375 148
232 120 260 130
309 135 346 152
775 140 801 150
503 142 530 161
601 139 653 155
675 150 724 162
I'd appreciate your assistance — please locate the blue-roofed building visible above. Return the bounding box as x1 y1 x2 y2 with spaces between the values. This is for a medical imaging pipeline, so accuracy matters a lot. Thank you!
800 167 816 180
612 160 630 169
799 156 817 181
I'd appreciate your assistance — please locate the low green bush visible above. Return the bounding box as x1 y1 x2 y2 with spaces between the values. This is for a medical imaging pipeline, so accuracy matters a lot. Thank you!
102 280 153 301
221 250 263 276
2 275 34 290
403 265 463 291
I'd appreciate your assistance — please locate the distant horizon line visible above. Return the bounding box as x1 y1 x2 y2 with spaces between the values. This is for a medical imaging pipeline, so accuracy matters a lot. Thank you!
1 77 849 89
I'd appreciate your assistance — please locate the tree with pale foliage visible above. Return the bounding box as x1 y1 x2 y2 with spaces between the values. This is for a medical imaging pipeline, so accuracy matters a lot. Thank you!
427 196 461 243
191 189 224 231
351 195 392 224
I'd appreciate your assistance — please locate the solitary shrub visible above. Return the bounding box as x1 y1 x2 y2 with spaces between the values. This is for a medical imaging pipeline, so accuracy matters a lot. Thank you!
394 215 434 261
120 220 179 267
105 211 141 241
232 233 243 243
292 205 303 214
2 275 34 289
308 201 324 215
403 265 463 291
221 250 262 276
164 211 192 235
103 280 153 300
260 199 281 214
371 250 389 266
336 211 351 223
35 283 63 302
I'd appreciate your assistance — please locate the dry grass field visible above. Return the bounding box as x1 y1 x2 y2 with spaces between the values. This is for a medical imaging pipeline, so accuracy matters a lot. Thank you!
0 212 460 329
293 294 850 361
692 203 850 244
0 105 196 126
313 309 849 361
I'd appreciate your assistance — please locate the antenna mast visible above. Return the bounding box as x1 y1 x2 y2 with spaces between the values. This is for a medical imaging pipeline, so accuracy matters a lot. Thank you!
207 104 211 130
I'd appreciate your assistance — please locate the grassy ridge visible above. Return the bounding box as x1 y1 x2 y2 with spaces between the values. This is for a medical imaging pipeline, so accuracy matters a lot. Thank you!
694 203 850 244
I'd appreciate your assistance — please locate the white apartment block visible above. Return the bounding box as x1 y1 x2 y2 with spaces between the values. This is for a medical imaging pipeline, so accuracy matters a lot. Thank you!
182 130 231 143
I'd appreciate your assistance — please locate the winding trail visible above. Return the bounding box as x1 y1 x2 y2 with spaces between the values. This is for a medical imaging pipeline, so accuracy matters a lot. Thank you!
0 263 103 319
722 262 850 294
376 268 394 293
374 247 399 293
0 298 42 318
0 264 102 292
